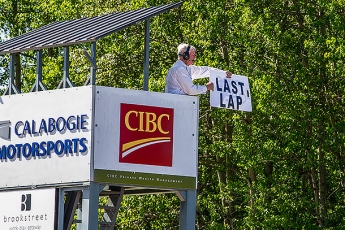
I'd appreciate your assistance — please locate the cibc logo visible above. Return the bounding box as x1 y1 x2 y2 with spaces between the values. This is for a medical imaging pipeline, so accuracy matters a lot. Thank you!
119 103 174 167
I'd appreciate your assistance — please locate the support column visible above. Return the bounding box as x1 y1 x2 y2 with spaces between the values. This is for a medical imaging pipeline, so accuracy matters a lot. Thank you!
3 53 19 95
143 19 150 91
81 182 103 230
30 50 47 92
76 205 82 230
58 46 74 89
84 43 97 86
14 53 21 92
57 188 65 230
64 46 69 86
179 190 197 230
90 42 96 85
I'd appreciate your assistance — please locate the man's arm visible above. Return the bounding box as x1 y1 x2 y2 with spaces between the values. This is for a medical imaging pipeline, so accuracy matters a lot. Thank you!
176 68 208 95
189 65 216 80
189 65 232 80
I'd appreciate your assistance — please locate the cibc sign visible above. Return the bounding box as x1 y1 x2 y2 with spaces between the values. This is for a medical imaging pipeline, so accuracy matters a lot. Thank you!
119 103 174 167
93 87 199 189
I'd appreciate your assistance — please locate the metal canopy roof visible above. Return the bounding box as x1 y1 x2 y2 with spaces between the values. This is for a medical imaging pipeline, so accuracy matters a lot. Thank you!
0 2 182 55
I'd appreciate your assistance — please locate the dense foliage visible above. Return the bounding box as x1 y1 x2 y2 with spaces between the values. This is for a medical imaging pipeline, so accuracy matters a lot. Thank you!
1 0 345 229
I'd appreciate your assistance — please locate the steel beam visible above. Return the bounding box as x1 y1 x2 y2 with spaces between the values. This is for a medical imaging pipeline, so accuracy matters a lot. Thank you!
143 19 150 91
58 46 74 89
30 50 47 92
179 190 196 230
3 54 19 95
81 182 104 230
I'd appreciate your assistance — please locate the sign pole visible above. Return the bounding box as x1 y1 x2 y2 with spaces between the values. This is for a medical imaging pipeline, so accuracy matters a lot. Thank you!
57 188 65 230
81 182 104 230
179 190 197 230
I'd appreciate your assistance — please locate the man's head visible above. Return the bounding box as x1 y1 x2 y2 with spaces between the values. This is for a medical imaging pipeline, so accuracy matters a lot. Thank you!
177 43 196 66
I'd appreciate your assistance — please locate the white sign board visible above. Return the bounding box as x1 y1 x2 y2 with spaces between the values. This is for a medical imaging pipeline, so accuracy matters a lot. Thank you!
0 188 56 230
210 70 252 112
0 87 92 188
93 87 199 189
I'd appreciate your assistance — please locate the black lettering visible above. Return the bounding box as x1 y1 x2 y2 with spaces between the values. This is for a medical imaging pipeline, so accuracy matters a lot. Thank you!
236 96 243 109
227 95 234 109
220 93 226 107
223 80 231 93
216 78 222 91
238 82 245 95
231 81 238 94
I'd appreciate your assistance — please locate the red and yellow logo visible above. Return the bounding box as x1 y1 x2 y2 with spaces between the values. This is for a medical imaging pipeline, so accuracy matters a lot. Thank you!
119 103 174 167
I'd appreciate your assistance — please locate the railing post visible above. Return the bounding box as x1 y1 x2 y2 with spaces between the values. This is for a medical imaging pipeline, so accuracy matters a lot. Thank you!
143 19 150 91
179 190 196 230
90 42 97 85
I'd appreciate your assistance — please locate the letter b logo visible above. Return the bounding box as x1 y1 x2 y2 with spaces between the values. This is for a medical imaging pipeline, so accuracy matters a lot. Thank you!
21 194 31 211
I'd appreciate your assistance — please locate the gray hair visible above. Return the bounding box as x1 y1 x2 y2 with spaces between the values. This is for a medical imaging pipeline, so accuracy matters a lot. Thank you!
177 43 196 57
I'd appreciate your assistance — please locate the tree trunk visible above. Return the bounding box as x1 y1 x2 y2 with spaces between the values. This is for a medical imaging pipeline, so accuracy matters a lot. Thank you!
213 118 235 229
318 146 327 227
248 167 256 213
310 169 322 226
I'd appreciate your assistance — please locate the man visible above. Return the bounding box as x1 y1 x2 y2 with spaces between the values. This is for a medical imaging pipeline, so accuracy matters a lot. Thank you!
165 43 232 95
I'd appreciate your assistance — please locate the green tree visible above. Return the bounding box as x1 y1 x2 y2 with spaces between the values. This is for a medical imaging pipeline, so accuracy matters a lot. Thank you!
2 0 345 229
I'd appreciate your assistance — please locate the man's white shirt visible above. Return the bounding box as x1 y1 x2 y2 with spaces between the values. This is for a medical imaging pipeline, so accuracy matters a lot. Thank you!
165 60 223 95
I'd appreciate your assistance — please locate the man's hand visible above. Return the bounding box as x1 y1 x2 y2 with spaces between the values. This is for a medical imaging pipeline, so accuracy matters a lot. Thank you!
206 82 214 91
226 71 232 78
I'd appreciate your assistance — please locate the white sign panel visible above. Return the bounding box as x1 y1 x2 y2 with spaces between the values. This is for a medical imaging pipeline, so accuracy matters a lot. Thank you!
93 87 199 189
0 87 93 188
0 188 56 230
210 70 252 112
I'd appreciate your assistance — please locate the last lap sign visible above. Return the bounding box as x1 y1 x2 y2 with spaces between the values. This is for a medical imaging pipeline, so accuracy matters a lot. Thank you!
210 70 252 112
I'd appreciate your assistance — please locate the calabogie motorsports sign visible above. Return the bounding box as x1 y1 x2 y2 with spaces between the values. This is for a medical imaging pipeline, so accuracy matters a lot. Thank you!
0 87 93 188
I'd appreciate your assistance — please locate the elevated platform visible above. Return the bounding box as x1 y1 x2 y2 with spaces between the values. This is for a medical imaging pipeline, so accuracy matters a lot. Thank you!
0 2 197 228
